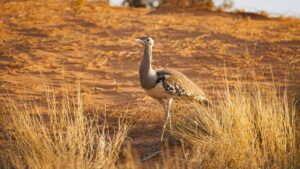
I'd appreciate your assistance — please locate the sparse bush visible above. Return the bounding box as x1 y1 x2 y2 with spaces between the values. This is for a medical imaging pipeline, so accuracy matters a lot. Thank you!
218 0 233 11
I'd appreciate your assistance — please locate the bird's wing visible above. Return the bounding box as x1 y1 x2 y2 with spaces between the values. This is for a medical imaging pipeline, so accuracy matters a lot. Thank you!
156 69 208 104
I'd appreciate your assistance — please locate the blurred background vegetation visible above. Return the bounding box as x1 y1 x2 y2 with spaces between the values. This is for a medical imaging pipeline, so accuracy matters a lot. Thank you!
74 0 232 9
121 0 215 8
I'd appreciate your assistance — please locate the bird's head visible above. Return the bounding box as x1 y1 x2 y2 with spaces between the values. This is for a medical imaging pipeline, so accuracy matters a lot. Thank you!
135 37 154 47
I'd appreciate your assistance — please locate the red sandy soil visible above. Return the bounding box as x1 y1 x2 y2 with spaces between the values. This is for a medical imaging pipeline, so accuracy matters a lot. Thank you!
0 0 300 161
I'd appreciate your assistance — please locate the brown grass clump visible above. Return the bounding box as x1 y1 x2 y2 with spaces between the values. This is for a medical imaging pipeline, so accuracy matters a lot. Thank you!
0 86 129 169
174 82 297 169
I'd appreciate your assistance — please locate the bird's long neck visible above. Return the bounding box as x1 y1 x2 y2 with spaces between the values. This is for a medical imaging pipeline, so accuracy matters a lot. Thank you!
139 45 156 89
140 46 154 74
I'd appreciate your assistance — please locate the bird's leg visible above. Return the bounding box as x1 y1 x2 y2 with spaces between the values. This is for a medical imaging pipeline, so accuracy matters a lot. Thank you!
167 98 173 130
159 99 168 142
160 98 173 142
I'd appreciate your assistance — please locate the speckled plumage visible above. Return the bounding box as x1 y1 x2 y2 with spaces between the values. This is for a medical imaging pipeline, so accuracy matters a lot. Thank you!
156 69 208 104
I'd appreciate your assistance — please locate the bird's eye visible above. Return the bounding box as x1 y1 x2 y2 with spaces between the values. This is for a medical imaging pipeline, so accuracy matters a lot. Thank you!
146 39 150 42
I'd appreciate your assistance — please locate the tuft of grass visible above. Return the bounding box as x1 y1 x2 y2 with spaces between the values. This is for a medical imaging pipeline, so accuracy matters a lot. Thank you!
0 86 129 169
174 82 297 169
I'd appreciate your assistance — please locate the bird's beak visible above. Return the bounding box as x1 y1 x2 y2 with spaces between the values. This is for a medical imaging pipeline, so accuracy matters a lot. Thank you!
135 39 143 43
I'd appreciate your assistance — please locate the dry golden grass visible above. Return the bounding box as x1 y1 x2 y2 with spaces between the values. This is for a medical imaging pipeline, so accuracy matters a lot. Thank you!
0 80 298 169
0 85 129 169
173 82 297 169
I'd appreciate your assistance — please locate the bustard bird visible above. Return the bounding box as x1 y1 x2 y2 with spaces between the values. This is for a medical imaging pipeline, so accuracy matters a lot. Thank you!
136 37 209 141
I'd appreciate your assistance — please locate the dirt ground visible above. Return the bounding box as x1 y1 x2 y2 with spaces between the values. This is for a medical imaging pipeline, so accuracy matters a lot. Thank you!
0 0 300 161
